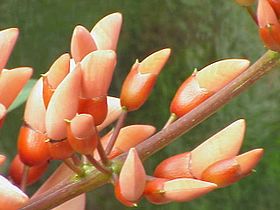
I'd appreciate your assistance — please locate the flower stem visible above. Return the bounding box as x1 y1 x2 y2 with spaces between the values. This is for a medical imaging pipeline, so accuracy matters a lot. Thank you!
85 154 111 175
71 154 81 166
96 133 109 166
63 159 84 177
20 165 29 192
20 50 280 210
105 109 127 156
245 6 258 25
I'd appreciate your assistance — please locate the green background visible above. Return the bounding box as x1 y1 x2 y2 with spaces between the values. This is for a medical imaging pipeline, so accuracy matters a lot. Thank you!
0 0 279 209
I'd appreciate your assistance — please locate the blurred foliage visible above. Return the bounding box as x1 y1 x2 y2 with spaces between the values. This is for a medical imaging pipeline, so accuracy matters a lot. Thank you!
0 0 279 209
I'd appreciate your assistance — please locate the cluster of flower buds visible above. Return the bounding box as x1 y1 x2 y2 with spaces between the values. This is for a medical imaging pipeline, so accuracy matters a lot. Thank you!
0 10 266 210
113 120 263 206
7 11 171 189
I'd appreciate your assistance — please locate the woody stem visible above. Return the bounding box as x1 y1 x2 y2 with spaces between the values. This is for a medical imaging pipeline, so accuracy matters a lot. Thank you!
20 50 280 210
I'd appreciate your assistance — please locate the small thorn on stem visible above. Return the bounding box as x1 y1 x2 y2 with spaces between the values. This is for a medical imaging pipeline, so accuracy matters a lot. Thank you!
85 154 111 175
20 165 29 192
105 109 127 155
163 113 177 129
63 158 85 177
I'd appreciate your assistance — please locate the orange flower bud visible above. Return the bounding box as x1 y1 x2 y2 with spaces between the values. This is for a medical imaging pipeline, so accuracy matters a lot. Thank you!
91 13 122 50
0 28 19 72
153 152 193 179
47 139 74 160
120 49 171 111
163 178 216 202
17 125 50 166
201 158 241 188
9 154 48 186
0 67 33 109
170 59 249 117
201 149 264 187
80 50 116 99
191 119 245 178
114 180 138 207
145 177 216 204
235 148 264 176
46 64 81 140
24 78 46 133
144 177 171 205
268 0 280 18
78 50 116 124
154 120 245 180
170 74 211 117
258 0 280 52
44 53 70 89
66 114 98 155
78 96 107 126
42 53 70 107
119 148 146 202
235 0 256 6
71 25 97 62
0 175 29 210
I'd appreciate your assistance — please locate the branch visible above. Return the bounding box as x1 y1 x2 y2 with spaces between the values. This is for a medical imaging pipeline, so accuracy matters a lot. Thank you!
20 50 280 210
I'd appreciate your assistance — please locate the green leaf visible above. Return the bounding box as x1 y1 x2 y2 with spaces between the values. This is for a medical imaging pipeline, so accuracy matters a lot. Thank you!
7 79 37 112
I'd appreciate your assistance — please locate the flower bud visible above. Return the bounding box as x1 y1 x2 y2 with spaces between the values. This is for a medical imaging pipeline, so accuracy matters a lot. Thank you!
258 0 280 52
71 25 97 62
24 78 46 133
268 0 280 18
66 114 98 155
119 148 146 202
0 67 33 108
201 149 264 187
170 59 249 117
0 28 19 72
153 152 193 179
42 53 70 107
120 49 171 111
17 125 50 166
46 64 81 140
145 177 216 204
91 13 122 50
